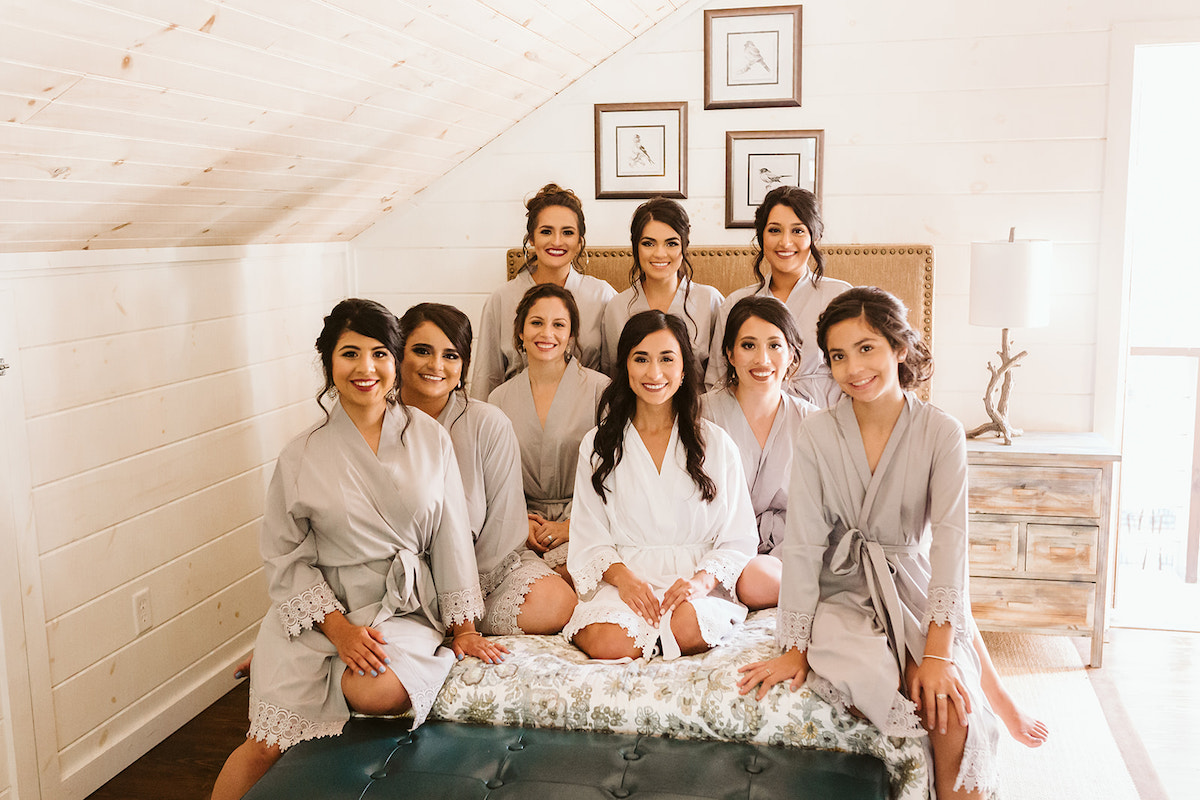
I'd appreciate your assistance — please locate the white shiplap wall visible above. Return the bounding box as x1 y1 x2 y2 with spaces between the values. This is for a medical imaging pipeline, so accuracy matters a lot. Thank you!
353 0 1200 435
0 242 349 798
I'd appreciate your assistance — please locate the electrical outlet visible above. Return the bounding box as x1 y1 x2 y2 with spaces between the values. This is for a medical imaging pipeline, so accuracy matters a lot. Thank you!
133 588 153 634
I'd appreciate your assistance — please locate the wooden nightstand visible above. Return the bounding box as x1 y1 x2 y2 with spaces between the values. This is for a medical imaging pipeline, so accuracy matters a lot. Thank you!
966 432 1120 667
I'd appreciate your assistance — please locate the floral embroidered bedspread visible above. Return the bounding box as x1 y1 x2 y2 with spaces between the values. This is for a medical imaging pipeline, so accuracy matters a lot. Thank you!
430 609 928 800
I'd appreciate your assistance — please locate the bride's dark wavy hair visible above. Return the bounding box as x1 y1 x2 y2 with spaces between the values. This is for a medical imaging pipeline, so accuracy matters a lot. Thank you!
590 310 716 503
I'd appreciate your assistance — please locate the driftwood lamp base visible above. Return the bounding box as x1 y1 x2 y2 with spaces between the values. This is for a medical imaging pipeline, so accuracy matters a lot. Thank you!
965 327 1027 446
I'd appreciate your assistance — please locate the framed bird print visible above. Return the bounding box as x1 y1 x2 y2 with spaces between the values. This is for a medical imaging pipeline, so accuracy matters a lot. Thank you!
725 129 823 228
704 5 802 109
594 102 688 199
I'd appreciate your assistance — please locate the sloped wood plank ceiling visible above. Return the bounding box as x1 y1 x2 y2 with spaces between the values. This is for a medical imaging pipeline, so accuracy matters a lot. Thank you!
0 0 689 253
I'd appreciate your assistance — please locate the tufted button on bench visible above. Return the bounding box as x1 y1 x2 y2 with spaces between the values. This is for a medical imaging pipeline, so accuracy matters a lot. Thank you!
242 717 891 799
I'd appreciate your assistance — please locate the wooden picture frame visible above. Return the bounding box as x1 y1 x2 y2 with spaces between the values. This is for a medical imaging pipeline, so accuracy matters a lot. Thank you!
704 5 802 109
594 102 688 199
725 129 823 228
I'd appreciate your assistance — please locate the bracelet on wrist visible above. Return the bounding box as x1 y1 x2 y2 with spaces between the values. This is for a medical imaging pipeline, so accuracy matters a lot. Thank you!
923 653 954 665
453 631 482 639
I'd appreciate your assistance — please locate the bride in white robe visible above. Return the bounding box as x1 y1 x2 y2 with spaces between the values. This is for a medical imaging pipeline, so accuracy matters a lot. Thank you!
564 310 756 661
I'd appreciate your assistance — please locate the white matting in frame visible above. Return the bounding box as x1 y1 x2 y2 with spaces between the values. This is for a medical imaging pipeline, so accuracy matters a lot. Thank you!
725 130 822 228
705 5 802 109
595 102 687 199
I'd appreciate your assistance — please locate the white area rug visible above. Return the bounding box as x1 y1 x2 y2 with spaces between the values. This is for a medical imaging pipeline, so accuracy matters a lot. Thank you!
983 632 1139 800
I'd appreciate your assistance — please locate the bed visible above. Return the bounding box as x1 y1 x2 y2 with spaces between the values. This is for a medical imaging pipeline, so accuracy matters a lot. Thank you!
244 243 937 800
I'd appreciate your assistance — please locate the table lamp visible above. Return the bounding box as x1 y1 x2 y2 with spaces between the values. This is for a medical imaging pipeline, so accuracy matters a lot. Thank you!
965 228 1051 445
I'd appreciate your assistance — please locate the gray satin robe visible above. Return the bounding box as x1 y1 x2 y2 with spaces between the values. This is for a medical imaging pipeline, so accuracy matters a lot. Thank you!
248 402 483 749
704 273 852 406
701 387 817 555
488 360 608 568
436 392 556 634
470 267 615 400
600 278 723 375
777 395 1000 793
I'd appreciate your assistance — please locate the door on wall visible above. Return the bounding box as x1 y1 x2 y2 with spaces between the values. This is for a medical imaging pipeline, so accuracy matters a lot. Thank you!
1114 42 1200 632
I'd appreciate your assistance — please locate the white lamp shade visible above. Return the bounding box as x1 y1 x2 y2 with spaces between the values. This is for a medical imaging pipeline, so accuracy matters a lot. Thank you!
969 239 1052 328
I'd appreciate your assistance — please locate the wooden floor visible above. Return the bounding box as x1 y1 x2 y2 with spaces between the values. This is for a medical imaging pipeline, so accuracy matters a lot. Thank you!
86 627 1200 800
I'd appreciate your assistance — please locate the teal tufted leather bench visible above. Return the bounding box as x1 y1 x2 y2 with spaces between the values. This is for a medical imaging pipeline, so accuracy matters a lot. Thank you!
242 717 891 799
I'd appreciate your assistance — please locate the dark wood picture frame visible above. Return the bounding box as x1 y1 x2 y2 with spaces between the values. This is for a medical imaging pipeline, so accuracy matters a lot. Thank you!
725 129 823 228
594 102 688 199
704 5 802 109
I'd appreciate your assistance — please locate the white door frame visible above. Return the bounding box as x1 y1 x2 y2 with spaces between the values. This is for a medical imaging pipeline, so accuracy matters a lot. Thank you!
1095 19 1200 442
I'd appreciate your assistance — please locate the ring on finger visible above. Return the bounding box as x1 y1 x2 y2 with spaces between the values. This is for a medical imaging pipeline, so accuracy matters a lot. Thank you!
936 693 948 700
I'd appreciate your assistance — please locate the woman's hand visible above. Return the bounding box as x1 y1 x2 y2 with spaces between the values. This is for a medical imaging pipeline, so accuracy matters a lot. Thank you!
606 564 660 626
737 648 809 700
527 513 549 553
537 519 569 551
450 625 509 665
909 656 971 735
317 611 391 678
661 571 716 614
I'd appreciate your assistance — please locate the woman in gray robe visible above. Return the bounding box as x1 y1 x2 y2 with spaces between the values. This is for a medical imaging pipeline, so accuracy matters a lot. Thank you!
739 288 1001 798
471 183 615 400
398 303 577 635
488 283 609 573
601 197 722 376
703 186 850 406
701 297 816 610
213 300 498 800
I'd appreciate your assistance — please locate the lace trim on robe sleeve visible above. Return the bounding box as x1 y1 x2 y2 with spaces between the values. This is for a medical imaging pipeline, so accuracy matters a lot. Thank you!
278 581 345 639
697 550 747 594
479 549 523 598
572 549 620 597
439 585 486 627
776 609 813 652
922 585 971 640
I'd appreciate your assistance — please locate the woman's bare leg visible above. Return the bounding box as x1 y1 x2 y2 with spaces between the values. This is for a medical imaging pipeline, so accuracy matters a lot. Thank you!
515 574 578 634
211 737 281 800
735 555 781 610
572 622 643 660
974 632 1049 746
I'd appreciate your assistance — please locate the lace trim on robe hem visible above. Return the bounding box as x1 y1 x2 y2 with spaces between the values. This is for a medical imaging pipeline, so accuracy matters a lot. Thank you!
955 743 999 794
481 559 556 635
776 610 813 652
807 675 924 738
572 549 619 597
563 603 658 658
278 582 345 639
409 683 439 728
697 551 745 594
922 585 970 639
248 688 344 752
480 549 523 598
439 586 486 627
542 540 568 569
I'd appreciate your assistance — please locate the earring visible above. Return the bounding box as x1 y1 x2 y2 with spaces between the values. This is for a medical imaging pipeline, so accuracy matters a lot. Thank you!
325 386 339 399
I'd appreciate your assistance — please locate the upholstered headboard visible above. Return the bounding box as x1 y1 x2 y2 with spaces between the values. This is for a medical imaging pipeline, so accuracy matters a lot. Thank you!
506 244 935 352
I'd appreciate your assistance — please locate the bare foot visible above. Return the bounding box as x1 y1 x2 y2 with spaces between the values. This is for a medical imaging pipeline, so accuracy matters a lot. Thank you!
233 654 253 680
996 697 1049 747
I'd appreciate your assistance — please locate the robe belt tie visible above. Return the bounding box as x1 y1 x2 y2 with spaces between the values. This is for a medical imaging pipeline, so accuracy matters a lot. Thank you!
828 528 914 678
374 549 437 630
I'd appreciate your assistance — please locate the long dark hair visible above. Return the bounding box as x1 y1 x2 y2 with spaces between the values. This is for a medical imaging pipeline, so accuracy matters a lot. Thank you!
815 287 933 389
591 311 716 503
720 296 802 388
521 183 587 273
314 298 409 433
751 185 826 289
397 302 473 428
628 196 697 334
